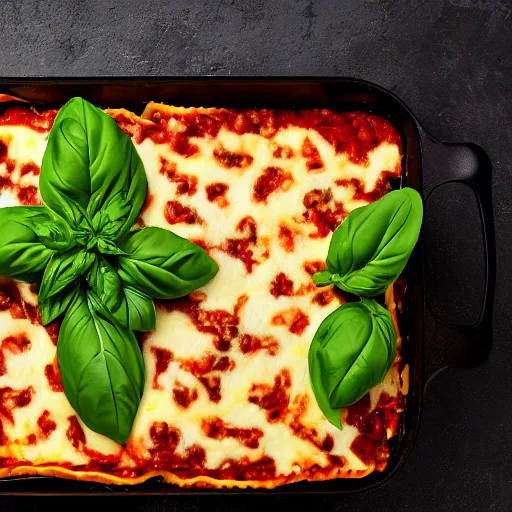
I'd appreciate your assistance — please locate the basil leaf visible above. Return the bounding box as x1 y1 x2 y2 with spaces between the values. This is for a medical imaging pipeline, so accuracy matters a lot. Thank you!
40 97 147 236
313 188 423 297
117 227 218 299
123 287 156 331
0 207 55 283
308 298 396 429
87 259 155 331
39 249 95 303
58 290 145 445
87 258 124 313
39 284 81 325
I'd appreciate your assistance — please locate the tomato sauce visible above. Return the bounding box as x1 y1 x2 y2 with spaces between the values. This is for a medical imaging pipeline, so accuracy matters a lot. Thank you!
222 216 264 273
19 162 40 177
0 139 43 206
273 145 294 159
302 188 347 238
312 290 336 307
44 356 64 393
172 382 199 409
213 145 253 169
142 108 400 166
248 369 291 422
271 307 310 336
0 386 33 424
239 334 279 356
303 260 327 274
278 224 295 253
150 346 173 390
205 182 229 207
161 294 243 353
302 137 324 171
253 166 293 203
345 392 402 471
336 174 395 204
0 280 39 325
37 410 57 438
0 333 31 376
269 272 294 298
202 417 264 449
66 416 86 449
159 157 198 196
164 200 202 225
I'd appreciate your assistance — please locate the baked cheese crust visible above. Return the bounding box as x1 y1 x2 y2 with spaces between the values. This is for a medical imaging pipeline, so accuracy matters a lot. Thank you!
0 103 408 488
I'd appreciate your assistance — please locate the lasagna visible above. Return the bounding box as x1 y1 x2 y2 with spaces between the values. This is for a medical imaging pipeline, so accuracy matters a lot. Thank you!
0 102 408 488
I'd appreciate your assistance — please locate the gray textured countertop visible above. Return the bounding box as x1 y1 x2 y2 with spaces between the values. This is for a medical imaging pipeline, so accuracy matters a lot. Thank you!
1 0 511 510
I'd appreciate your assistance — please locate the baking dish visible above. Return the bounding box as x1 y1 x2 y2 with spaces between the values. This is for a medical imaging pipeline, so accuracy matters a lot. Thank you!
0 77 495 495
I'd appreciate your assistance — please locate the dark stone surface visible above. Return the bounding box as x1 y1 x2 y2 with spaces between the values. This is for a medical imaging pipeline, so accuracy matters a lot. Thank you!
1 0 511 510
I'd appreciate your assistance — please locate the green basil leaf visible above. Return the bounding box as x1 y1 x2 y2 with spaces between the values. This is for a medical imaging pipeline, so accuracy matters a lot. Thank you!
123 287 156 331
308 298 396 429
40 97 147 236
39 249 95 303
0 207 56 283
117 227 218 299
39 284 81 325
313 188 423 297
58 290 145 445
86 258 123 312
87 259 155 331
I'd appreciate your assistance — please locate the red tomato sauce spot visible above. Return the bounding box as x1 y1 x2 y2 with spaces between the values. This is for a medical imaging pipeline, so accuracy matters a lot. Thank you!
150 346 173 390
0 106 56 132
172 381 199 409
289 395 335 452
206 182 229 207
161 294 244 353
303 260 327 274
0 333 31 376
159 157 198 196
335 174 395 204
312 290 336 307
270 272 294 298
20 162 40 177
278 224 295 253
273 145 294 159
164 200 202 225
44 356 63 393
148 421 208 472
248 369 291 422
223 216 265 273
239 334 279 356
213 145 254 169
66 416 86 449
302 188 346 238
37 410 57 438
253 166 293 203
202 417 264 449
271 307 310 336
302 137 324 171
0 386 34 424
16 185 41 205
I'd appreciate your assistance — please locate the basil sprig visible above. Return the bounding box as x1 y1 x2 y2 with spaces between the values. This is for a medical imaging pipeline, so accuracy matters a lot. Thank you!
308 299 396 429
0 98 218 444
309 187 423 429
312 188 423 297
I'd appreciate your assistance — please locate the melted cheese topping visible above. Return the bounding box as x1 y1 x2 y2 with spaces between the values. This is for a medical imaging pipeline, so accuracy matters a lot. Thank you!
0 104 404 487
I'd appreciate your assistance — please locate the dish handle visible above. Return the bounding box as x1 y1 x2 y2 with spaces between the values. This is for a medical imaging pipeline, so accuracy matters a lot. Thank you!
418 131 495 385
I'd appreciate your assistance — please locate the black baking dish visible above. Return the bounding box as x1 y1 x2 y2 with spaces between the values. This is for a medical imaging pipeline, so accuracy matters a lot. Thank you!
0 77 495 496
